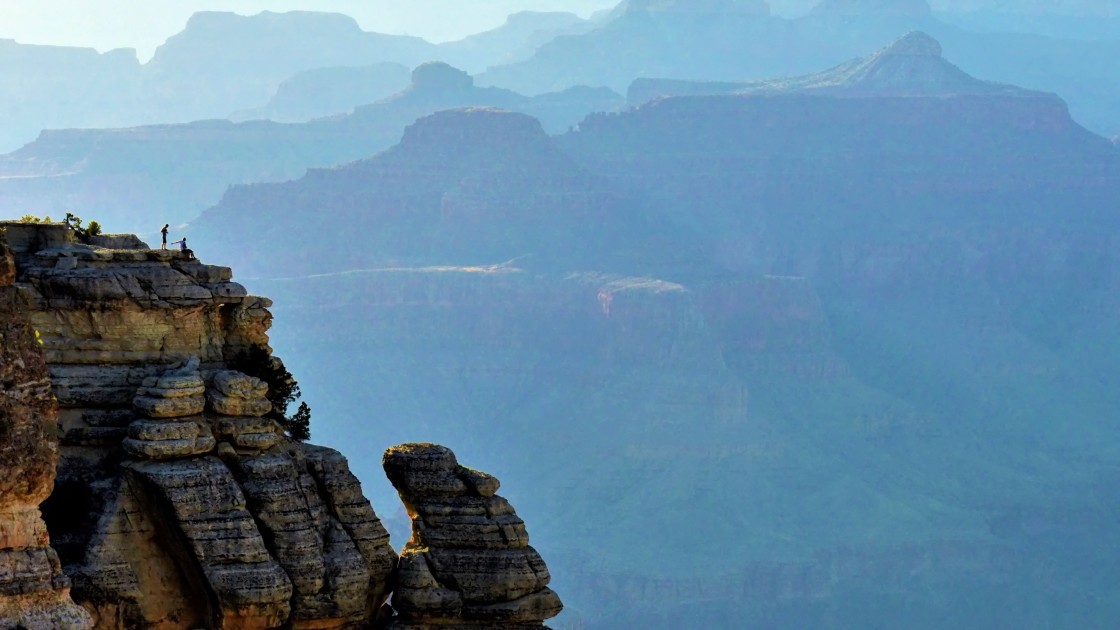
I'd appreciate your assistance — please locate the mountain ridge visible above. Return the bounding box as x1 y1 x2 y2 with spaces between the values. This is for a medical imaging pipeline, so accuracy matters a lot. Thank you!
628 31 1045 103
0 62 623 231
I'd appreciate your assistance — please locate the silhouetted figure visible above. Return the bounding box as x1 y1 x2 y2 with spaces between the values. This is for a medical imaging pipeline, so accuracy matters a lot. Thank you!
161 224 169 250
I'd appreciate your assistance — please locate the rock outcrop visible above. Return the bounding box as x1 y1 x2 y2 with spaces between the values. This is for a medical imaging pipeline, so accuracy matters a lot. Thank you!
0 233 92 628
1 222 399 628
383 444 562 628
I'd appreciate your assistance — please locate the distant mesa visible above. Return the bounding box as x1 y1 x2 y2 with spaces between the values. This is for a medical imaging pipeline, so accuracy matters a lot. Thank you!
144 9 439 122
229 62 412 123
395 107 551 158
410 61 475 92
628 31 1040 103
880 30 941 56
176 9 365 38
0 57 621 231
809 0 932 16
190 105 658 278
738 31 1032 96
439 10 591 73
619 0 772 14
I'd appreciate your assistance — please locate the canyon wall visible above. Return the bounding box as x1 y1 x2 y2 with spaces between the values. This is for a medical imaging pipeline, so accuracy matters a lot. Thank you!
0 228 92 630
0 222 561 629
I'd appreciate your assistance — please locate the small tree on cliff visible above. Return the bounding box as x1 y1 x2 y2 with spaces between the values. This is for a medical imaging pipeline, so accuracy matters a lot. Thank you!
288 402 311 442
230 345 312 441
62 213 103 242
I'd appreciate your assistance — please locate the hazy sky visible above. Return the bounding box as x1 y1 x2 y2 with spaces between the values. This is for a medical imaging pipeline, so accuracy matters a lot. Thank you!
0 1 617 60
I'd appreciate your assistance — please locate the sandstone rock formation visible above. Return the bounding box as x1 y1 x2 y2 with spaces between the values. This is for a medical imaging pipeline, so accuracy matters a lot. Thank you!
383 443 562 628
0 223 567 626
1 222 398 628
0 233 92 629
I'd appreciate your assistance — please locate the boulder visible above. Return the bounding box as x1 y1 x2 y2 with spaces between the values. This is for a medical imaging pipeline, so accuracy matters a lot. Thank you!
132 360 206 418
383 443 562 628
213 417 283 451
206 370 273 417
122 419 216 460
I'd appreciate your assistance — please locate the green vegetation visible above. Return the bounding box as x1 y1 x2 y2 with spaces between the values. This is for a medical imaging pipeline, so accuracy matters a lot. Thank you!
288 401 311 442
230 345 311 441
18 212 102 242
64 213 103 242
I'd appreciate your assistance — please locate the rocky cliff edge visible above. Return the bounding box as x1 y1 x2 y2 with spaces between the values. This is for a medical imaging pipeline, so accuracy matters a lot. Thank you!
0 222 561 629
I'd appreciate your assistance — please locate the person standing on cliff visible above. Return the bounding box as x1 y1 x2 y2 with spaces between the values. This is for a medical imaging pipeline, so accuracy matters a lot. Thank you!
160 224 169 250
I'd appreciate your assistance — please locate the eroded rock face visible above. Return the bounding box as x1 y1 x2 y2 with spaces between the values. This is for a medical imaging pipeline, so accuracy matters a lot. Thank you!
0 224 398 629
383 443 562 628
2 224 564 627
207 370 272 417
0 233 92 629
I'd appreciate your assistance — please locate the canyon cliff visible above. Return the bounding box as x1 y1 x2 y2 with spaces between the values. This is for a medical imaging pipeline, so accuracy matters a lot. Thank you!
0 222 561 629
0 227 92 630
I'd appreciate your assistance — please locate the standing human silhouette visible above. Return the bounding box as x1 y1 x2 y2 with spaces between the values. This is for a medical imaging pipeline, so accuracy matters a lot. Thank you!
161 224 169 250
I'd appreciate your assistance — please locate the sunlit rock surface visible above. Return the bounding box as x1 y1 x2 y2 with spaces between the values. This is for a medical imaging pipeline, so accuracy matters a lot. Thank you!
2 222 397 628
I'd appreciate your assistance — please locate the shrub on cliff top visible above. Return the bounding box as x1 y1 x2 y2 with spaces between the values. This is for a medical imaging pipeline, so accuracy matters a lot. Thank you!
64 213 103 242
230 345 312 441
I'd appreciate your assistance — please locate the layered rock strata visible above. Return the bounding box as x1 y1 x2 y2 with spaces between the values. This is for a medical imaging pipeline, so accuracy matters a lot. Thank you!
1 223 397 628
383 443 562 628
0 234 92 628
